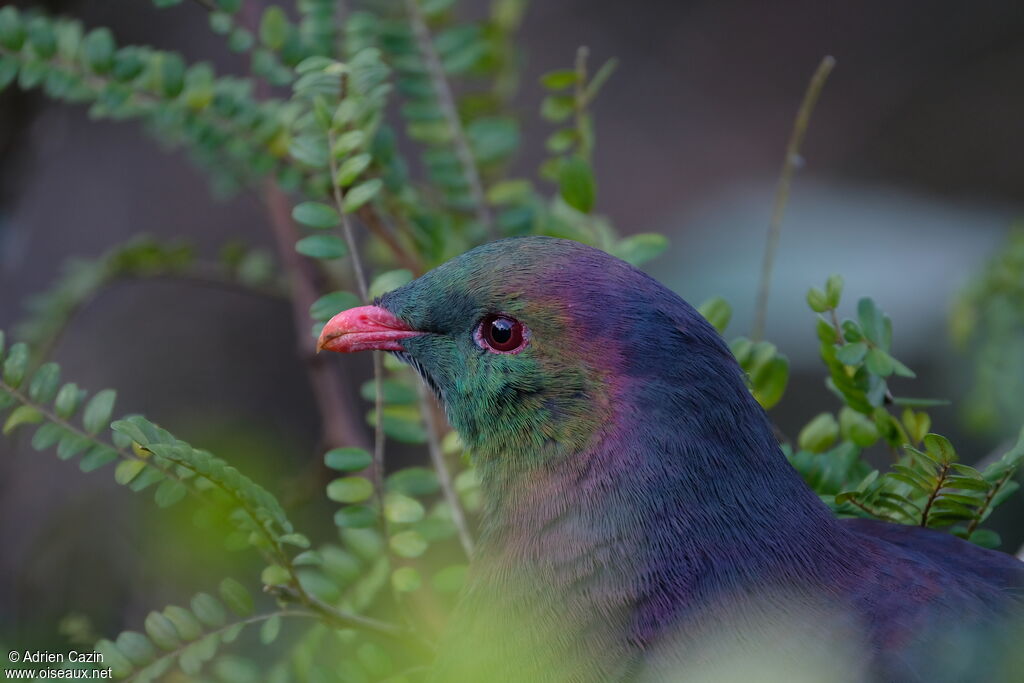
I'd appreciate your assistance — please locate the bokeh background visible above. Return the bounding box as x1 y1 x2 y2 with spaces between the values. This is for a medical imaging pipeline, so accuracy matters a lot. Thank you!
2 0 1024 655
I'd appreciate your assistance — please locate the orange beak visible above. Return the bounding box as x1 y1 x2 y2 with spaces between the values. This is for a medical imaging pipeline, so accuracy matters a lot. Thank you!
316 305 422 353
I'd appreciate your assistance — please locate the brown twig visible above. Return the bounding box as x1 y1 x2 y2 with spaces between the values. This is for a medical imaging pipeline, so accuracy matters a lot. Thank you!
264 182 370 451
919 462 951 527
752 56 836 340
417 383 474 557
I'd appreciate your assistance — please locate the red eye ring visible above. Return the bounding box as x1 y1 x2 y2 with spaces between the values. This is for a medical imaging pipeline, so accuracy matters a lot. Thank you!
475 314 528 354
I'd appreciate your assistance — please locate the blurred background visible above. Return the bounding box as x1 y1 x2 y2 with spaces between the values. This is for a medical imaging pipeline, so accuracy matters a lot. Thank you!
2 0 1024 657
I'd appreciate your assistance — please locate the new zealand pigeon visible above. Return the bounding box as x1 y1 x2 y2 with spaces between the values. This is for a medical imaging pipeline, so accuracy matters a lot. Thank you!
318 236 1024 682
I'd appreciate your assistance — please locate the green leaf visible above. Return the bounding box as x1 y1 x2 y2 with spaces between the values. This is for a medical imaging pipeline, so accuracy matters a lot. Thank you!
824 274 844 308
0 7 26 51
3 405 42 435
342 178 383 213
145 611 181 650
260 615 281 644
79 445 117 472
387 467 440 496
289 135 329 168
114 459 146 485
335 153 372 187
391 567 421 592
389 530 428 558
94 640 133 678
291 201 339 229
385 493 425 524
82 389 116 435
54 383 82 419
190 593 227 628
541 95 574 122
697 296 732 334
468 117 519 164
325 447 373 471
360 379 417 405
219 578 254 616
28 362 60 403
332 130 366 158
369 406 426 443
83 27 115 74
327 476 374 503
31 423 63 451
368 269 413 299
798 413 839 453
540 69 578 90
966 528 1001 549
334 504 378 528
310 291 360 321
2 342 29 387
154 479 187 508
259 6 288 50
751 355 789 410
116 631 156 667
835 342 868 366
260 564 290 586
857 298 887 348
806 287 829 313
295 235 347 260
56 432 91 460
163 606 202 641
864 348 895 377
923 433 957 464
558 157 596 213
611 233 668 266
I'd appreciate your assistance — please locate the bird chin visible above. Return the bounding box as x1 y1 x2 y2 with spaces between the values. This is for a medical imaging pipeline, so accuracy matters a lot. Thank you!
392 351 444 404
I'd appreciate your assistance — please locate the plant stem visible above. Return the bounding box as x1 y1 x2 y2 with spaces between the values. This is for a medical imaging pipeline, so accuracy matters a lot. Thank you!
919 462 951 527
752 55 835 341
417 383 474 557
573 46 590 160
265 183 371 451
327 132 387 508
122 610 314 682
404 0 495 238
964 469 1013 539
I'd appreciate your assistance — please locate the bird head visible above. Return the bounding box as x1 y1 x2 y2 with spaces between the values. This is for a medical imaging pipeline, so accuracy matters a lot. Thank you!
318 236 739 469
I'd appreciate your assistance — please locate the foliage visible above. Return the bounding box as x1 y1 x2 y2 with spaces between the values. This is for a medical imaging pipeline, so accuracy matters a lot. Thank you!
951 226 1024 436
701 278 1024 549
0 0 1020 681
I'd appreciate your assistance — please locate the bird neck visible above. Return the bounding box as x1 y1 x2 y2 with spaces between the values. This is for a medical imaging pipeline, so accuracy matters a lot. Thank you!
468 347 849 649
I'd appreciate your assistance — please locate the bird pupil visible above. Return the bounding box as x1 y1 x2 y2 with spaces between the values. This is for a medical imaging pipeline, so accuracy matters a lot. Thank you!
491 319 513 343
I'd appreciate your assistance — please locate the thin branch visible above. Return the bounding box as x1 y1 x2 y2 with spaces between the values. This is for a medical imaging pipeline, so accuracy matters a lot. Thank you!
919 462 952 527
264 183 371 452
327 132 386 509
752 55 836 341
965 469 1014 539
188 0 217 10
573 46 590 160
122 610 315 683
2 377 402 639
417 382 474 557
404 0 496 238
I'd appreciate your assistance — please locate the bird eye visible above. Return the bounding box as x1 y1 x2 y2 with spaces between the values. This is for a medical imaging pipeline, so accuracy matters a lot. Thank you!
476 314 528 354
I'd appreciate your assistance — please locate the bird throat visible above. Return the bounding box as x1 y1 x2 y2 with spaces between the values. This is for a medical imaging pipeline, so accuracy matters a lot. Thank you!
438 376 847 681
